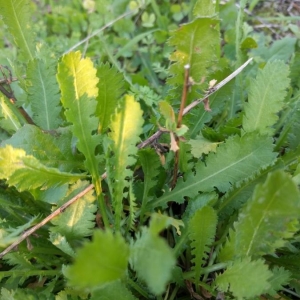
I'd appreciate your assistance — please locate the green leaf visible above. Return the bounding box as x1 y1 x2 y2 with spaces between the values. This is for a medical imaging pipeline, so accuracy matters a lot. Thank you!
26 59 62 130
49 232 76 258
127 182 137 231
0 216 38 248
193 0 216 17
96 63 125 133
267 267 291 296
138 149 161 217
167 18 220 102
0 96 22 134
108 94 144 230
217 165 272 220
189 206 217 283
159 100 176 131
151 133 276 208
57 51 101 194
149 213 184 236
188 67 234 138
50 181 97 241
215 258 272 299
0 145 83 191
188 135 220 157
220 170 300 261
243 61 290 135
3 125 82 172
66 230 129 289
286 103 300 150
130 227 176 295
0 0 35 61
90 281 138 300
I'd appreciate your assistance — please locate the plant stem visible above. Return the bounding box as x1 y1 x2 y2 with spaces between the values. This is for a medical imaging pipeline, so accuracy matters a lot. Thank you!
127 278 149 299
97 192 109 229
229 0 247 118
182 262 228 280
173 229 189 258
171 64 190 188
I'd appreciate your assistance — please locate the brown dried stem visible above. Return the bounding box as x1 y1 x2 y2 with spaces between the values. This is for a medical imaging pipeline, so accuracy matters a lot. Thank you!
171 64 190 188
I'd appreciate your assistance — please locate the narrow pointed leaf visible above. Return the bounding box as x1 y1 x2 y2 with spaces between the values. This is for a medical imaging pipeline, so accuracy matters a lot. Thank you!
243 61 290 135
26 59 62 130
0 0 35 61
108 95 143 229
138 149 161 215
57 51 101 193
96 63 125 133
151 133 276 208
189 206 217 283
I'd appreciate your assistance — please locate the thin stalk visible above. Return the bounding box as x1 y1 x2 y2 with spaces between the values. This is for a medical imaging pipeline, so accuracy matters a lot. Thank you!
229 0 247 118
171 64 190 188
127 278 149 299
97 193 109 229
183 262 228 280
168 285 180 300
173 229 189 258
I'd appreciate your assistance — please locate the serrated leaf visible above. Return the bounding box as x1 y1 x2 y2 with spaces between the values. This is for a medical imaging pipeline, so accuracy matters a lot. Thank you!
217 164 275 220
0 0 35 61
96 63 125 133
0 96 22 134
138 148 161 217
50 181 97 240
188 135 220 157
3 125 82 172
167 18 220 102
66 230 129 289
267 267 291 296
0 216 38 248
220 170 300 261
49 232 76 258
90 281 138 300
215 258 272 299
130 227 176 295
151 133 276 208
108 94 143 230
243 61 290 135
57 51 101 194
26 59 62 130
0 288 15 300
286 104 300 150
189 206 217 283
0 145 83 191
127 182 137 231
